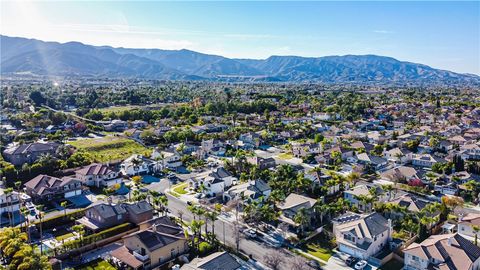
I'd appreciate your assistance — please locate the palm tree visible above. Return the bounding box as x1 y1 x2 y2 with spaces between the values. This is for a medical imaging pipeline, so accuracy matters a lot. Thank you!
177 209 184 224
293 208 309 235
189 220 204 250
382 184 394 200
60 201 68 221
473 225 480 246
36 205 44 255
314 203 330 225
20 207 31 244
4 188 14 227
205 211 219 241
72 224 85 246
159 195 168 216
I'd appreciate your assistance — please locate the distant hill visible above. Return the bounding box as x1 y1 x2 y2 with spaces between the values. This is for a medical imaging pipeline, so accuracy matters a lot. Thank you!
1 35 479 85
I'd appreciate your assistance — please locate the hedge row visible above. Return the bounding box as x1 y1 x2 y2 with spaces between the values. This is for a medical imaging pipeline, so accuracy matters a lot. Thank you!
33 209 86 230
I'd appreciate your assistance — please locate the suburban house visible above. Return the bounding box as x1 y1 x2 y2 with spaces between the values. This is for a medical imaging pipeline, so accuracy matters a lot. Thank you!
384 147 412 164
75 163 122 188
291 142 322 158
460 143 480 160
333 212 392 260
344 184 382 212
305 170 340 195
104 119 128 132
24 174 83 202
276 193 317 232
120 154 159 176
458 213 480 241
151 148 183 170
238 132 262 149
180 251 247 270
246 156 276 170
198 139 226 157
187 167 237 197
0 188 21 218
111 216 188 270
403 233 480 270
223 180 271 203
412 154 444 168
77 201 153 232
380 166 419 183
3 142 61 165
355 153 388 170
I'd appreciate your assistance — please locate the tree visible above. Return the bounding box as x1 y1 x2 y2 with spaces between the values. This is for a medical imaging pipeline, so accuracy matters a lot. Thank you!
263 250 285 270
72 224 85 246
29 91 46 107
36 205 44 255
290 256 310 270
473 225 480 246
60 201 68 221
293 208 309 235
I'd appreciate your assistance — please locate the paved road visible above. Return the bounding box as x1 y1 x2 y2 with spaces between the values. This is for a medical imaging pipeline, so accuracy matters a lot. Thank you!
147 178 314 269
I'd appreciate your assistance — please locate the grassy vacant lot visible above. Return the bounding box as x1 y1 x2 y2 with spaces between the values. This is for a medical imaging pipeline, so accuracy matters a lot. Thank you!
97 105 140 113
76 259 116 270
68 136 151 162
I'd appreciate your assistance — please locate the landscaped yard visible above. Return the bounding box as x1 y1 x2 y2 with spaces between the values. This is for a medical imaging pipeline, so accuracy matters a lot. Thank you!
76 259 116 270
173 183 188 195
55 232 75 242
68 136 151 162
277 152 294 160
301 234 334 261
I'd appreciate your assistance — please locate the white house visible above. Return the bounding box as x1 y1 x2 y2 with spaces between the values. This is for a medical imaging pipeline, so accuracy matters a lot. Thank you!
333 212 392 260
403 233 480 270
458 213 480 241
223 180 271 203
187 167 237 197
0 188 21 216
412 154 443 168
151 148 183 170
383 147 412 164
120 154 158 176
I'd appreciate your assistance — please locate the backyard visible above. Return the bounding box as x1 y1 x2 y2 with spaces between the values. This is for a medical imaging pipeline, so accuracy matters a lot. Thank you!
68 136 151 162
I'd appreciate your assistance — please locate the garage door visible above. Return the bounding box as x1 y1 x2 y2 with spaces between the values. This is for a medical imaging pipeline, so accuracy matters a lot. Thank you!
64 190 82 198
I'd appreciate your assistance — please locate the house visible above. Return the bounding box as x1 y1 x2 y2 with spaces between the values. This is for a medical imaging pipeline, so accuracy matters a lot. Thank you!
380 166 419 183
458 213 480 241
180 251 248 270
238 132 262 149
223 180 271 203
344 184 377 212
305 170 340 195
111 218 188 270
276 193 317 232
355 153 388 170
104 119 128 132
3 142 61 165
434 182 458 196
333 212 392 260
77 201 153 232
384 147 412 164
403 233 480 270
132 120 148 129
188 167 237 197
151 149 183 170
291 142 322 158
24 174 83 202
0 188 21 216
246 156 276 170
120 154 159 176
460 143 480 160
198 139 226 157
412 154 444 168
351 141 375 153
75 163 122 188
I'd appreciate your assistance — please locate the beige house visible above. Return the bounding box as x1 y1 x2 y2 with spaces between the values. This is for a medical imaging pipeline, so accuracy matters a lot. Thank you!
404 233 480 270
458 213 480 242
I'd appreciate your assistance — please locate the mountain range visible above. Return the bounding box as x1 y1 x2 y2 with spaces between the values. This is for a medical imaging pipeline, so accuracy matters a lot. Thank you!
1 35 479 85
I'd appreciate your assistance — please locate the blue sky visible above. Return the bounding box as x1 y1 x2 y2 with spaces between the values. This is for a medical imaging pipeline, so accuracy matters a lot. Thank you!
1 1 479 74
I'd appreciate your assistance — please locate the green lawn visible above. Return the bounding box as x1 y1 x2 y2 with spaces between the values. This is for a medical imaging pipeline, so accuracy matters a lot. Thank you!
300 234 334 262
55 233 75 242
278 153 294 160
68 136 151 162
173 183 188 195
76 259 116 270
97 105 140 113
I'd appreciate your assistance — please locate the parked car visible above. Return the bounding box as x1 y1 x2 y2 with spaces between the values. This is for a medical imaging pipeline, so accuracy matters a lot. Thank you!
345 256 356 266
354 260 368 270
307 260 322 269
243 229 257 239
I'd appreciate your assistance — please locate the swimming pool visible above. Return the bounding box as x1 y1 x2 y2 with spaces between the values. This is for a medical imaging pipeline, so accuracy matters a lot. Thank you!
142 175 160 184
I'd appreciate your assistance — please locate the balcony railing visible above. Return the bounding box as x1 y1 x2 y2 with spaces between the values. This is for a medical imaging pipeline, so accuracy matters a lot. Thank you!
133 250 150 262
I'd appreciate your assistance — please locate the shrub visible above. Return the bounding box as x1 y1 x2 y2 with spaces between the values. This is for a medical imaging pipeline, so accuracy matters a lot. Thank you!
198 241 213 256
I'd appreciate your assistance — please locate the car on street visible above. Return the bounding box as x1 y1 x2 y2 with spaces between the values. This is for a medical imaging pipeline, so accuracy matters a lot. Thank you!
354 260 368 270
243 229 257 239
